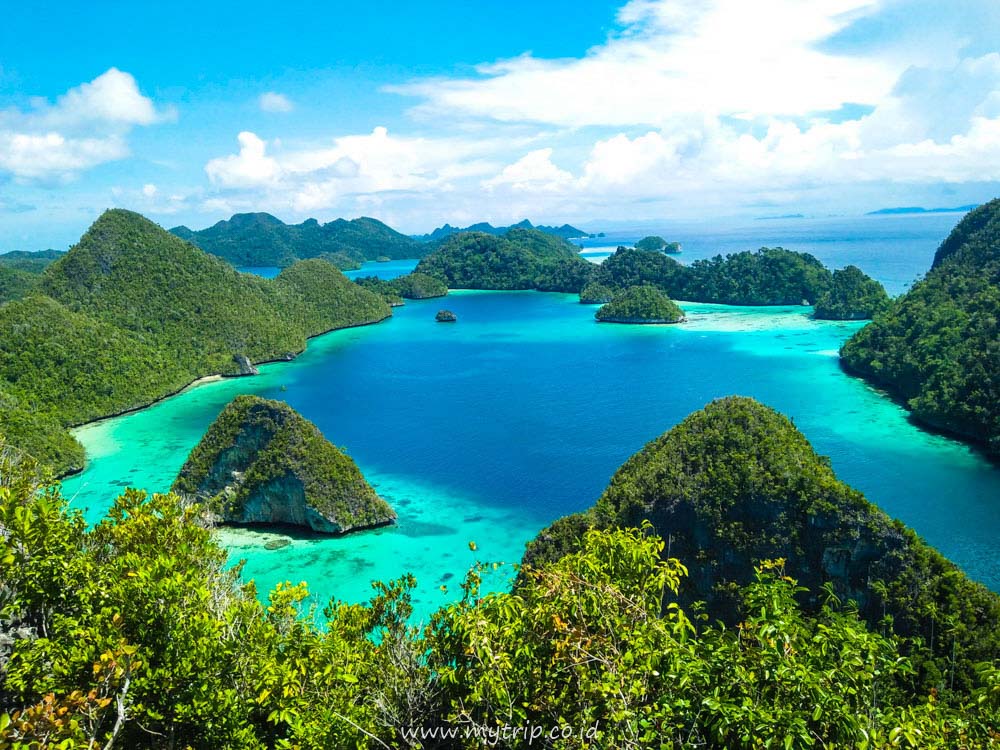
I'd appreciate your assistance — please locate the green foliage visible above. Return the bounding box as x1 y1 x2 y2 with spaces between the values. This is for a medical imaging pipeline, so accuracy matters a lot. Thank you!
678 247 832 305
595 285 685 323
275 259 390 337
173 395 395 533
591 246 834 306
814 265 892 320
0 210 390 474
635 235 680 253
391 272 448 299
0 249 65 274
0 267 38 304
841 200 1000 454
593 246 688 292
528 396 1000 698
579 281 616 304
171 212 425 267
0 443 997 749
353 275 405 306
415 228 593 292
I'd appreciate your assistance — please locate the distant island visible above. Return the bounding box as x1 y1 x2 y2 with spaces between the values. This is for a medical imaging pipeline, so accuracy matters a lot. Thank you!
754 213 806 220
867 204 979 215
594 285 685 324
171 212 427 268
173 395 395 535
415 227 594 293
634 235 681 253
415 218 588 243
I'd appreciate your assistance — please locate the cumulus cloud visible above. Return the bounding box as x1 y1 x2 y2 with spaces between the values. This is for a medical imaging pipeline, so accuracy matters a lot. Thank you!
203 126 520 214
193 0 1000 226
259 92 294 113
390 0 896 127
0 68 167 182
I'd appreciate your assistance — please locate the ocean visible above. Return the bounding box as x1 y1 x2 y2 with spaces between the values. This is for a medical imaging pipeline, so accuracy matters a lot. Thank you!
64 212 999 623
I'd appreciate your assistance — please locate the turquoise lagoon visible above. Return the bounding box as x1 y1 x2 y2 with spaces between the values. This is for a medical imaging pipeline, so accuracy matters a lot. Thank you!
63 216 1000 623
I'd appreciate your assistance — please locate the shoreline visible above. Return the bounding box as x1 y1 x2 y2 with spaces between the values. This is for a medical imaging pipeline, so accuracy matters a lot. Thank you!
61 312 393 478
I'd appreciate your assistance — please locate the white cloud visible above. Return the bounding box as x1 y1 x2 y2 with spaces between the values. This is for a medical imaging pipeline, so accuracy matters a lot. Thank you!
142 183 157 197
205 131 281 188
483 148 573 191
190 0 1000 227
390 0 896 128
0 68 166 182
259 92 294 113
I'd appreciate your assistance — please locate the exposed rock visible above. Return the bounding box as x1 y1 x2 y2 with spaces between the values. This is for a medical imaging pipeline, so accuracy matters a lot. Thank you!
435 309 457 322
172 395 395 534
232 354 259 376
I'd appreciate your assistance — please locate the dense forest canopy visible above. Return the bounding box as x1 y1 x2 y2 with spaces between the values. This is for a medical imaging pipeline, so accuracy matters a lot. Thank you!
415 218 587 243
173 395 395 533
841 199 1000 454
595 285 685 323
525 397 1000 697
813 264 893 320
171 213 425 268
415 229 595 293
0 210 390 475
1 398 998 748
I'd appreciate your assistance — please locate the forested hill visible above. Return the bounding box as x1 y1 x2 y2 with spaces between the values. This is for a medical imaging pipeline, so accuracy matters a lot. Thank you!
0 209 390 475
415 228 595 292
415 218 587 243
524 397 1000 695
170 212 425 268
841 199 1000 455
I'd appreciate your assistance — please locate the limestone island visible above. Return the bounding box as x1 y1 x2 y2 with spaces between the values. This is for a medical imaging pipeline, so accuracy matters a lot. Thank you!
635 235 681 253
595 285 685 324
172 395 395 535
435 309 457 322
812 265 891 320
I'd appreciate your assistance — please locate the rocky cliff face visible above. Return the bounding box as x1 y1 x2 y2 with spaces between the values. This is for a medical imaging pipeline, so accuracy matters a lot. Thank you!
173 395 395 534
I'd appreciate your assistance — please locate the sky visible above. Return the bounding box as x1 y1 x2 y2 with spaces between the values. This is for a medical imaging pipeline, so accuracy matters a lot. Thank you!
1 0 1000 249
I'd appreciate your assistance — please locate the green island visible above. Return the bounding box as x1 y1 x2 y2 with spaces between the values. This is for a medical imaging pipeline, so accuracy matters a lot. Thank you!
0 209 390 475
171 212 426 268
814 264 893 320
2 396 998 747
416 218 588 243
841 199 1000 455
173 396 395 534
414 228 596 292
635 235 681 253
595 285 685 323
355 271 449 305
587 245 890 313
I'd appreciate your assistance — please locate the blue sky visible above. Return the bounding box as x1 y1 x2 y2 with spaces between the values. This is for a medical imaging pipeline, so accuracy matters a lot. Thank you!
2 0 999 249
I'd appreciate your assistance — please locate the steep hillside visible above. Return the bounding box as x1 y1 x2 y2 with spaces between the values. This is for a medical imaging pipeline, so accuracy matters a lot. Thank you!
171 212 424 267
841 200 1000 453
524 397 1000 692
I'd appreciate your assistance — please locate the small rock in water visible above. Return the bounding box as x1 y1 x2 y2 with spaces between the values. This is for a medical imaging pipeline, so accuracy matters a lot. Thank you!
264 538 292 551
436 309 457 323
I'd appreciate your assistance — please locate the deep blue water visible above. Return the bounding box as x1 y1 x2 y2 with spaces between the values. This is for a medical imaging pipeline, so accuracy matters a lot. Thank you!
64 214 1000 622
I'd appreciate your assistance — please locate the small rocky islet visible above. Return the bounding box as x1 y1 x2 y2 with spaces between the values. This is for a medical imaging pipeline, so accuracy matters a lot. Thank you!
172 395 395 535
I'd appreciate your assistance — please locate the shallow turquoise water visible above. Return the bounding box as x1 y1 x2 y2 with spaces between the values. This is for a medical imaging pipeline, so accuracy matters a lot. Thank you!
62 289 1000 624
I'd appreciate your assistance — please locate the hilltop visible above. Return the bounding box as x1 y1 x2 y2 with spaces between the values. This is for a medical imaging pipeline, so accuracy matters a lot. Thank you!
171 212 425 268
415 218 587 243
173 396 395 534
0 209 390 474
842 200 1000 454
415 227 595 292
524 396 1000 693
